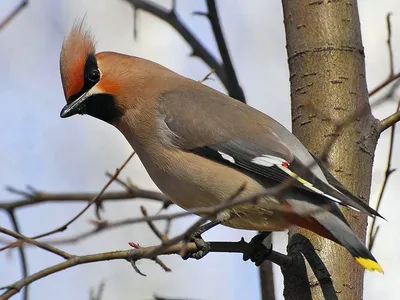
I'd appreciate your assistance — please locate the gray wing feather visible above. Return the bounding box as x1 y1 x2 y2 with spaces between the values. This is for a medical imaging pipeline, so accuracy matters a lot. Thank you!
158 88 381 218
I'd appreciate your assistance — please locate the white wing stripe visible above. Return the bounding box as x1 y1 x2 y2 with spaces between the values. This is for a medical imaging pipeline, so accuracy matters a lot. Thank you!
251 154 286 167
217 151 235 164
251 155 363 210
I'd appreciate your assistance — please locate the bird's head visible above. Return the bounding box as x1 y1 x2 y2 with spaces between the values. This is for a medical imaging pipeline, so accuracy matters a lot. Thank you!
59 22 129 125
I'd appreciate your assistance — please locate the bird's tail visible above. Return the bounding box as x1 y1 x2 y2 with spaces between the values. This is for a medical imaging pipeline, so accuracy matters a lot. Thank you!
287 197 383 273
313 210 383 273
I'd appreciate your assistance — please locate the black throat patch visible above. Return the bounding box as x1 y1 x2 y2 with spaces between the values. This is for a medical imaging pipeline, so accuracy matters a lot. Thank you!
84 93 123 124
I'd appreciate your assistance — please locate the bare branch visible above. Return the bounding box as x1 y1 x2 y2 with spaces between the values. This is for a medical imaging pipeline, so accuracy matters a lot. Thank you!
0 185 171 211
378 110 400 133
123 0 245 102
198 69 215 83
368 100 400 250
373 13 400 134
128 241 171 273
141 206 167 242
368 72 400 97
30 152 135 240
124 1 225 85
204 0 245 102
6 212 28 300
0 226 72 259
0 183 259 251
0 0 28 31
386 13 394 77
0 239 290 300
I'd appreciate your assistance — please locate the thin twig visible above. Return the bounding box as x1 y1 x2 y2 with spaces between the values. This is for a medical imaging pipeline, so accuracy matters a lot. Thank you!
368 100 400 251
378 110 400 133
141 206 166 242
30 152 135 240
204 0 245 102
386 13 394 77
0 226 72 259
124 0 244 102
128 242 171 276
128 241 171 273
7 212 28 300
124 0 225 86
0 186 171 211
0 187 266 250
0 0 28 31
374 13 400 134
1 221 114 248
198 69 215 83
368 72 400 97
366 12 399 250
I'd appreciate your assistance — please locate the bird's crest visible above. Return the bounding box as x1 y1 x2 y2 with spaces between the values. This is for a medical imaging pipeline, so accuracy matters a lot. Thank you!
60 20 96 100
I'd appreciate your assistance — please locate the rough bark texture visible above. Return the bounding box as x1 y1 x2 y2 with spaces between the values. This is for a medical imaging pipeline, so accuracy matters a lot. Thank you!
281 1 379 299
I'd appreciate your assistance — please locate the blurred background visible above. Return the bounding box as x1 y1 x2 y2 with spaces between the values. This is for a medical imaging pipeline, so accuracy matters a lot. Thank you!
0 0 399 299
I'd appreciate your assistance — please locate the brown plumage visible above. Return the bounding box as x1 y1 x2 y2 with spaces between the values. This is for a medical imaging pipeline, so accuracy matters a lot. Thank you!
59 24 383 272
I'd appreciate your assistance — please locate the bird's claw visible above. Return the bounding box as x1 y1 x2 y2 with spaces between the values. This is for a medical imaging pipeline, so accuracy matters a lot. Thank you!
242 232 272 266
182 235 211 260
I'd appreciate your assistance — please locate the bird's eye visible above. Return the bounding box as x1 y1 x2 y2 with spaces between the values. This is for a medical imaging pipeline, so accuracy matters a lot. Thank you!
87 69 100 82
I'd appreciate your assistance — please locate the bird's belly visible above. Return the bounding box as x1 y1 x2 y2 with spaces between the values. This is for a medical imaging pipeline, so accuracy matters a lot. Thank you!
139 148 289 231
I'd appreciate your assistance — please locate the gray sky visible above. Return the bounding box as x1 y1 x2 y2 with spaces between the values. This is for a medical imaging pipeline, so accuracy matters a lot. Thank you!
0 0 399 299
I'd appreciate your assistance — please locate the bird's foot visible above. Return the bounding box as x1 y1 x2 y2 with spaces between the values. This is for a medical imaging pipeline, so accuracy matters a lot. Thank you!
242 231 272 266
181 221 220 260
182 234 211 260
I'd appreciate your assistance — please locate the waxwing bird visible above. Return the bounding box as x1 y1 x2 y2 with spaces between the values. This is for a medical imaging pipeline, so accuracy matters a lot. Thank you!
59 23 383 272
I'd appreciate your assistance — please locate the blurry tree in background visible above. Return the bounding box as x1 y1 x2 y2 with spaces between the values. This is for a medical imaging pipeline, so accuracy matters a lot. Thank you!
1 1 400 300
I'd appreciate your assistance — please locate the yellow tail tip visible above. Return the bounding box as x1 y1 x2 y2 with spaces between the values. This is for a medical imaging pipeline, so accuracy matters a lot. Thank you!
355 257 384 273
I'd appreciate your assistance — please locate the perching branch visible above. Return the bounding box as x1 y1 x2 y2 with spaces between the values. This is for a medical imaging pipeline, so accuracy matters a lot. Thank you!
123 0 246 102
0 235 290 300
0 0 28 31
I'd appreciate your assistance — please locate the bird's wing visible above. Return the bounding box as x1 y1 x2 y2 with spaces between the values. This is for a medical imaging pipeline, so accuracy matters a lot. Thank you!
157 88 381 218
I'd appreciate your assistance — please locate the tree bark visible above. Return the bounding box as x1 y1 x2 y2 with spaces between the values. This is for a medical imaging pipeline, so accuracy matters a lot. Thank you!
281 1 379 299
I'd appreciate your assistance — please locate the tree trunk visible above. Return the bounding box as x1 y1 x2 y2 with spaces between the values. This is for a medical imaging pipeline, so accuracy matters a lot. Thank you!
281 0 379 299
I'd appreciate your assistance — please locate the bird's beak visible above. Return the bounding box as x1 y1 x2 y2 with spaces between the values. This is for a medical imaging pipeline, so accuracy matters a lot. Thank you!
60 92 89 118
